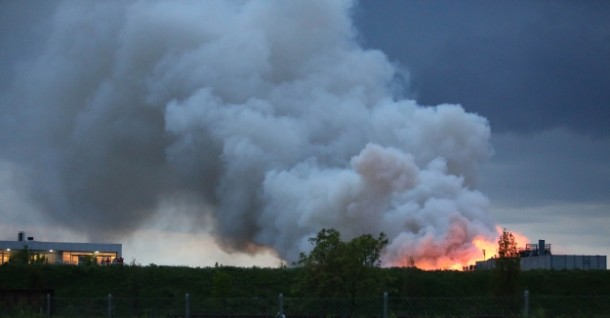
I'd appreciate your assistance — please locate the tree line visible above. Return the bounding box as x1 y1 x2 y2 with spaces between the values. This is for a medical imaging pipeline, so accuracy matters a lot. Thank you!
2 228 607 300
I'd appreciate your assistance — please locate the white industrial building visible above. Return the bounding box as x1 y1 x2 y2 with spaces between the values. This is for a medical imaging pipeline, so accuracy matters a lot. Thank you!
0 232 122 265
475 239 607 271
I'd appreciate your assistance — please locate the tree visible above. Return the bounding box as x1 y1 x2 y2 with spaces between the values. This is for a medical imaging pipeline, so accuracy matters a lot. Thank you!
301 228 344 268
493 228 521 296
212 270 233 298
344 232 389 301
497 229 519 259
297 228 347 298
8 246 47 265
297 228 388 300
348 233 388 267
79 255 97 266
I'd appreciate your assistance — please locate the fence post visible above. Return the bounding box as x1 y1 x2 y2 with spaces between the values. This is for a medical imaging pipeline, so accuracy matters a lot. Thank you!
383 292 388 318
185 293 191 318
107 293 112 318
278 293 284 317
46 293 51 318
523 290 529 318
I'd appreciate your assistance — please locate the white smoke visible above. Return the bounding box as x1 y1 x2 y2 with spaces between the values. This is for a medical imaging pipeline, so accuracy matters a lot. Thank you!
0 0 496 266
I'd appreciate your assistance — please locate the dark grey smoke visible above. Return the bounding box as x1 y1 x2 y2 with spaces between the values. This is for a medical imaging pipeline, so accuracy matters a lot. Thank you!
1 0 497 266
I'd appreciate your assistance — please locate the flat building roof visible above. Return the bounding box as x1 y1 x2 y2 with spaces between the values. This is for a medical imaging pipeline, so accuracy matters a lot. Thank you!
0 237 121 257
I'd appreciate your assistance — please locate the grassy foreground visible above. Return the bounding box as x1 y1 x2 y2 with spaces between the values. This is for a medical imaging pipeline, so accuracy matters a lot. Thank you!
1 265 609 317
1 264 609 298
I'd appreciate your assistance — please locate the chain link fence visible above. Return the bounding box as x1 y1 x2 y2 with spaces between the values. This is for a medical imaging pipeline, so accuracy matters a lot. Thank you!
2 292 610 317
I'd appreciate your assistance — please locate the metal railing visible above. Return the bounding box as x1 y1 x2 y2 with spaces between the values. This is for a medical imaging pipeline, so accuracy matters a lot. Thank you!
3 291 610 318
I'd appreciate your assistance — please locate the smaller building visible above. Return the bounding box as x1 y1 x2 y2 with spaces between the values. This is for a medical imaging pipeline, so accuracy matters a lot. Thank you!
475 239 607 271
520 254 606 270
0 232 122 265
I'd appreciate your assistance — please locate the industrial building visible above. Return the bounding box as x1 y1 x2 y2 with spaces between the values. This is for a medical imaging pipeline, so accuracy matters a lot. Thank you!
0 232 122 265
475 239 607 271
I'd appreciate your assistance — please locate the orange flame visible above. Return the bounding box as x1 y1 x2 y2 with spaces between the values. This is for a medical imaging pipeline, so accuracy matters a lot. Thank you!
393 226 529 270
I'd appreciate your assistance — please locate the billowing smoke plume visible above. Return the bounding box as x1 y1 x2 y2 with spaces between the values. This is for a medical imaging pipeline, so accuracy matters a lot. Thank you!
0 0 496 267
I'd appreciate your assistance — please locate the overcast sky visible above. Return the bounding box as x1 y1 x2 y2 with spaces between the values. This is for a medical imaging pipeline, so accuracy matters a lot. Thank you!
1 1 608 267
356 1 610 257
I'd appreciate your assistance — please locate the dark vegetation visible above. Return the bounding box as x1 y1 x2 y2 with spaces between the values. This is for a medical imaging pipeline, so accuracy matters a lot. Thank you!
296 228 389 299
1 229 608 317
1 264 610 298
1 225 608 298
493 228 521 297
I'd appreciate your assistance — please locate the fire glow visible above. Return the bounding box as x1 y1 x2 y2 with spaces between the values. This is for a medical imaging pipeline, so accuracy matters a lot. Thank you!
393 226 529 270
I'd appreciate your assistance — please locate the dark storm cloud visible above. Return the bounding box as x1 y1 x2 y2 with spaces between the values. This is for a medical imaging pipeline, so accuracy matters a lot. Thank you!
480 130 610 208
0 2 56 87
355 1 610 136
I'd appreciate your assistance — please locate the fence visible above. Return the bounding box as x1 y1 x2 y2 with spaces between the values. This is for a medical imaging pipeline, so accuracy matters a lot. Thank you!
2 291 610 318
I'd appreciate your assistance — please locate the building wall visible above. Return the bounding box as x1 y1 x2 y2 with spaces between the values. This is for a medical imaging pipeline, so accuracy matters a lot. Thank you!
520 255 607 270
0 240 122 265
476 255 607 271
